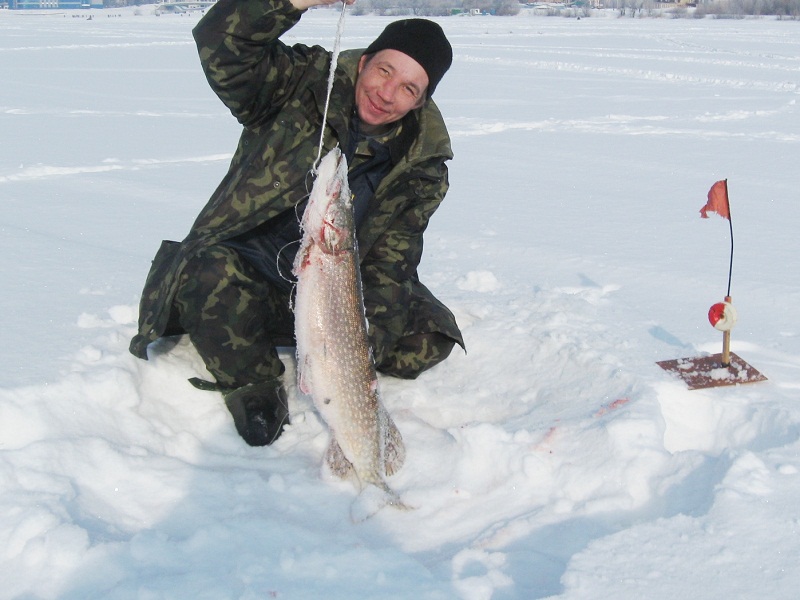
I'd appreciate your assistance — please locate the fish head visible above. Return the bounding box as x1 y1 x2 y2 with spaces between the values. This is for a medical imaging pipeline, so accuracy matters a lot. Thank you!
304 148 355 255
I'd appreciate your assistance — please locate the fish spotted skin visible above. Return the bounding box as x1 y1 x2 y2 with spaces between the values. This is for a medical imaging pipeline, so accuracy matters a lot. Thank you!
293 147 406 508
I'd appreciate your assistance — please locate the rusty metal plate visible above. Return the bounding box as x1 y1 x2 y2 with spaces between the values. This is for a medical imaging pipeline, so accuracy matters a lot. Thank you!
656 352 767 390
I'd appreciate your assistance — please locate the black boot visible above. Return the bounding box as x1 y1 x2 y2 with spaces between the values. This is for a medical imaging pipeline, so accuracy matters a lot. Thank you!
223 381 290 446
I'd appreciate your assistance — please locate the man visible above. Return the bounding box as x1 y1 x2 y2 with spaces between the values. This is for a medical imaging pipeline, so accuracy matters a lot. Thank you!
129 0 464 446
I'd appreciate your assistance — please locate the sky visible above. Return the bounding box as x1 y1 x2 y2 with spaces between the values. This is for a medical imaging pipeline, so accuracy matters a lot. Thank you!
1 5 800 599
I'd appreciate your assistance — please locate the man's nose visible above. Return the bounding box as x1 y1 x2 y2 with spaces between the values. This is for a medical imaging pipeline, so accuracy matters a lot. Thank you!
376 80 397 104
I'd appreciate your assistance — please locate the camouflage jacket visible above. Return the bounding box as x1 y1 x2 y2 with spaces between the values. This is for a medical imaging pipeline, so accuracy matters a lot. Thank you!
129 0 464 363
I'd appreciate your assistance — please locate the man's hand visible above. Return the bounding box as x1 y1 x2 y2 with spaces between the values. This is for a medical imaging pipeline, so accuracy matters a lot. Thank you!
290 0 355 11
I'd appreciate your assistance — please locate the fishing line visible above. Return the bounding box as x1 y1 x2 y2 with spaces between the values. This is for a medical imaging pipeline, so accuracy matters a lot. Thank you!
276 239 301 286
312 0 349 174
289 1 349 302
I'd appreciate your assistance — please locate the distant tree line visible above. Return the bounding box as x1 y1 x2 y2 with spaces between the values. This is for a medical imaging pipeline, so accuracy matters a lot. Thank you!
694 0 800 18
351 0 521 16
582 0 800 18
348 0 799 18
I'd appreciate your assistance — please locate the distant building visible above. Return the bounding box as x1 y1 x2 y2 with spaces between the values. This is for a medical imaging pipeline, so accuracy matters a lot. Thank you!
9 0 103 8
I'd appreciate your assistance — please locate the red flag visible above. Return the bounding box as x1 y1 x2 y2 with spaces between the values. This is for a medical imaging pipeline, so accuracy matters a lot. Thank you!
700 180 730 219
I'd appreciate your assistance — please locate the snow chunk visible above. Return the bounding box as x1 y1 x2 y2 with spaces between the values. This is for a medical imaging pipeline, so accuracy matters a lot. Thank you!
456 271 501 293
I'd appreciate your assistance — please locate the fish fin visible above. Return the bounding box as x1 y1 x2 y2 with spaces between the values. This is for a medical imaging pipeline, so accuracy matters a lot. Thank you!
298 356 312 395
325 438 354 480
384 417 406 476
298 374 310 395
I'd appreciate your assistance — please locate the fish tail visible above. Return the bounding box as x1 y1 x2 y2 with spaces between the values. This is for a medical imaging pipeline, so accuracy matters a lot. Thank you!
349 482 413 523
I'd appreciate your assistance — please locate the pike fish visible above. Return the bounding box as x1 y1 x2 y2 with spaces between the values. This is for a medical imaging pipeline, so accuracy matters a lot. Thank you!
293 147 406 511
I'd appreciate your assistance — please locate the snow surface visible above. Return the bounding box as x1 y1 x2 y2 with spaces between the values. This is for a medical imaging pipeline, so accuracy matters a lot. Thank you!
2 6 800 599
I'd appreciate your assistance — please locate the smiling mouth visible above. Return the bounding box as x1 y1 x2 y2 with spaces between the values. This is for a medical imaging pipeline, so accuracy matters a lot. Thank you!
366 95 388 115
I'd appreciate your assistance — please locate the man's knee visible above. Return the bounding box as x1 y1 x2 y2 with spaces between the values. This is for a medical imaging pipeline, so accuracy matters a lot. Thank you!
173 245 286 388
179 245 243 297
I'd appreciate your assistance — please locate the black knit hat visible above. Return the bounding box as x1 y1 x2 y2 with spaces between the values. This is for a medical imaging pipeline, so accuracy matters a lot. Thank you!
364 19 452 98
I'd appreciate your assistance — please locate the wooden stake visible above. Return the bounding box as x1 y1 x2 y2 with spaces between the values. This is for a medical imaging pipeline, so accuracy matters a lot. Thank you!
722 330 731 367
721 295 732 366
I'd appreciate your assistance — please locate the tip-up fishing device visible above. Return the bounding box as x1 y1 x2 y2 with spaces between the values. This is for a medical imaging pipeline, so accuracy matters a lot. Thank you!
657 180 767 390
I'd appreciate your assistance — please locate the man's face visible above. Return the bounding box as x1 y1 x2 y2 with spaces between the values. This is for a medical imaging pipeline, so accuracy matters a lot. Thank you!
355 49 429 128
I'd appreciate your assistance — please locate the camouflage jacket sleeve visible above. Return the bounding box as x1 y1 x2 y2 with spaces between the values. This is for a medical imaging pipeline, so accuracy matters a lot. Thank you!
361 159 458 363
192 0 321 128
